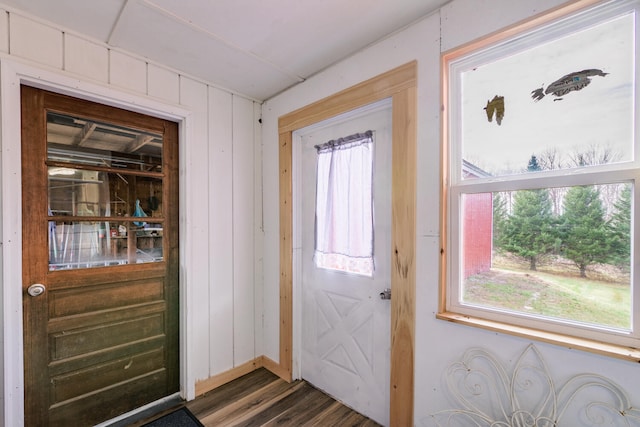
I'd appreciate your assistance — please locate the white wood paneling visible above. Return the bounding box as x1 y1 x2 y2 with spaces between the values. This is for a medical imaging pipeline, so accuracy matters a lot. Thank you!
0 7 261 420
208 86 235 374
232 95 256 365
0 10 9 54
0 60 25 427
109 50 147 93
259 114 280 361
179 76 211 382
9 14 62 68
1 0 124 42
253 101 264 358
149 64 180 104
64 34 109 83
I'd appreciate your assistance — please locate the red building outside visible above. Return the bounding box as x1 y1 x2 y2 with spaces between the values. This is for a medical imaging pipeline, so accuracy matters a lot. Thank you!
462 161 493 278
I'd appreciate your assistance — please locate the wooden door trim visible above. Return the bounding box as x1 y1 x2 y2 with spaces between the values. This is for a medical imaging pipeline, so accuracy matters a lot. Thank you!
278 61 417 427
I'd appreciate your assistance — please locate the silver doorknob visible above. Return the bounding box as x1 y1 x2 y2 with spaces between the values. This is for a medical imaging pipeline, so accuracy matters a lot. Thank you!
27 284 46 297
379 288 391 300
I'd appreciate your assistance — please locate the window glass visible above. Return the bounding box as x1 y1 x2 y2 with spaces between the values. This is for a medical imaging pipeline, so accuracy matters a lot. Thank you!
443 0 640 350
456 9 634 178
47 112 162 171
47 112 164 270
314 131 374 276
461 183 632 331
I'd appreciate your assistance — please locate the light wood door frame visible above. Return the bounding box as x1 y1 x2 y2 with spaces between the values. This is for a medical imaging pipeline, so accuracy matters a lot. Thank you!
278 61 417 427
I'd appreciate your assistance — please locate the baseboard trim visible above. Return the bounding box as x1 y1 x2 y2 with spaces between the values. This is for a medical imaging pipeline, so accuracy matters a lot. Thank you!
261 355 291 382
194 356 292 397
195 358 262 396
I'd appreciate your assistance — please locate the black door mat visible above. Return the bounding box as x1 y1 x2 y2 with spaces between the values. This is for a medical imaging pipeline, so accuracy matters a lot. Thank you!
141 407 204 427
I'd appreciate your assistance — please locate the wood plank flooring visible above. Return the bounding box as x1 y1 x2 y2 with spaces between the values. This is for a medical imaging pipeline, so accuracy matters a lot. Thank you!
124 368 381 426
187 368 382 426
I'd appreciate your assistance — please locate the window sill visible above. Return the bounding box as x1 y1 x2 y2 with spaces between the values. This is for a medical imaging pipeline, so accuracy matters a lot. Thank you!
436 311 640 363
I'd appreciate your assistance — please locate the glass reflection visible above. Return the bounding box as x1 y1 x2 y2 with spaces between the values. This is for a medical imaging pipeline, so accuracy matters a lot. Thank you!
458 13 634 179
48 167 163 218
47 111 164 270
49 221 163 269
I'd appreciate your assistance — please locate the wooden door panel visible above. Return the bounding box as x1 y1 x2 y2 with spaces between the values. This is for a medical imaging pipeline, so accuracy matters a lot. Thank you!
45 265 165 292
51 312 165 359
49 371 168 427
21 85 179 426
51 347 165 402
49 301 166 333
49 278 164 317
49 337 166 378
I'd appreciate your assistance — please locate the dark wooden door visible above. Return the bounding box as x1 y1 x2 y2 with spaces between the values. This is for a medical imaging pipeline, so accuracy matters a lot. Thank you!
21 86 180 426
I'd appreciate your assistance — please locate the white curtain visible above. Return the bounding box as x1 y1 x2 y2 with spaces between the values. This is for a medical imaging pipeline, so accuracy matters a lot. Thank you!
314 131 374 276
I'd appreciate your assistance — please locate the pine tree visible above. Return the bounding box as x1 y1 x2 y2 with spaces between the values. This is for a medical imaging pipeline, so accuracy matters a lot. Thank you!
560 185 611 277
527 154 541 172
608 184 631 268
502 188 555 270
492 192 508 250
501 156 556 270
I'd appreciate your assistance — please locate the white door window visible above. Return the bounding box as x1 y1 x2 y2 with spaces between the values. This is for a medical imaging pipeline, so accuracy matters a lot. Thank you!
314 130 374 276
298 100 392 425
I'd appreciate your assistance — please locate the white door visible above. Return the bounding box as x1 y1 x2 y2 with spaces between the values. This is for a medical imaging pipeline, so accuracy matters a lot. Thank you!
298 100 392 425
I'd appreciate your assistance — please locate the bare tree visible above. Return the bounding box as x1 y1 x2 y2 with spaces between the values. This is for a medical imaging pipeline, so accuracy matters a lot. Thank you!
537 147 563 171
568 144 620 168
537 148 565 216
568 145 622 218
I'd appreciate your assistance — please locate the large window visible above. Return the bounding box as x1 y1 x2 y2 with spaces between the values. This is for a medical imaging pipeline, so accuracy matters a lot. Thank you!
441 0 640 355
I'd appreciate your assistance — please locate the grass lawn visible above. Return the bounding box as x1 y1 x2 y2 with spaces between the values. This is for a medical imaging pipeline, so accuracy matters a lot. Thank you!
463 255 631 329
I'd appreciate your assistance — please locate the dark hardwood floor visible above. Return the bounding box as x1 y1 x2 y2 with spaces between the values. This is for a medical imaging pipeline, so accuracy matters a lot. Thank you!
187 368 382 426
128 368 382 426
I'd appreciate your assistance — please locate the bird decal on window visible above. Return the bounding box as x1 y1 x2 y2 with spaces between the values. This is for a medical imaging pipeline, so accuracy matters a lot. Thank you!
484 95 505 125
531 69 608 102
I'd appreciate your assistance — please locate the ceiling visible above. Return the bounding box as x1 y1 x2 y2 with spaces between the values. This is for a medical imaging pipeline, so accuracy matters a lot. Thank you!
0 0 449 100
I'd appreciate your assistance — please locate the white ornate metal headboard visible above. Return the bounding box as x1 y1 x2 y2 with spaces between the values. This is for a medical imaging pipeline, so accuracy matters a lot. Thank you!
430 344 640 426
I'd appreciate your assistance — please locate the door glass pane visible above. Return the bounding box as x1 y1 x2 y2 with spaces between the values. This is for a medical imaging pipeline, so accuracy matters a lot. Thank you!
47 112 164 270
47 112 162 171
48 221 163 270
48 168 163 217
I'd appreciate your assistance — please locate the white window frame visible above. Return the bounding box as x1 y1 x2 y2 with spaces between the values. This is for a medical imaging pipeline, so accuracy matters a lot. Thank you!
440 0 640 360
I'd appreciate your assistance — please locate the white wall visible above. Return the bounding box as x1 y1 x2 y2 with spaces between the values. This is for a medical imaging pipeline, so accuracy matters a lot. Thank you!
0 7 262 426
261 0 640 425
